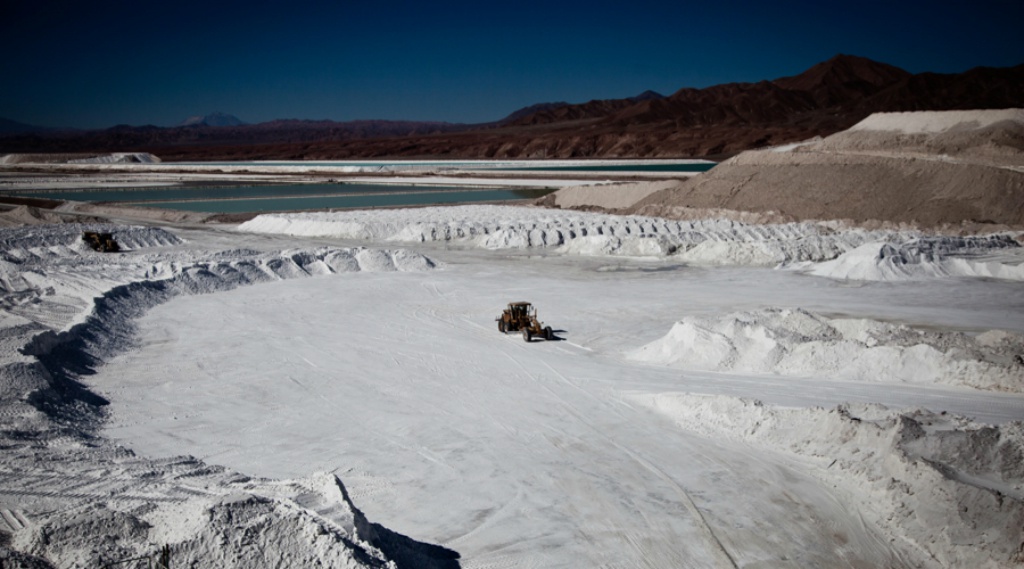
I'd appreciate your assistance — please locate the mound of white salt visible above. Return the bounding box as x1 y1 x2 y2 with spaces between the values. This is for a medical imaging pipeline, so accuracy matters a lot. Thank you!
0 224 183 261
0 152 161 164
238 205 918 263
239 206 1024 279
1 220 437 335
628 308 1024 391
804 235 1024 281
627 393 1024 569
12 469 398 569
66 152 161 164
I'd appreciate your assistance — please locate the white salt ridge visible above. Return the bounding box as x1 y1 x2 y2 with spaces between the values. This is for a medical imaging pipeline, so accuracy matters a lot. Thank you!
0 224 440 567
629 393 1024 569
628 308 1024 392
806 235 1024 281
0 224 183 261
239 205 1024 280
66 152 162 164
238 205 919 263
16 470 394 569
1 226 186 331
1 221 435 334
182 247 435 289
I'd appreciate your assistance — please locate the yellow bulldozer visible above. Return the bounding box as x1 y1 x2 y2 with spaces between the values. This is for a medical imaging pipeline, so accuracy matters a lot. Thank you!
497 301 554 342
82 231 120 253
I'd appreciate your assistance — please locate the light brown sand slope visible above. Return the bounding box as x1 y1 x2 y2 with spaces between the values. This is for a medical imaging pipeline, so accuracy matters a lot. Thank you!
623 110 1024 228
543 180 678 210
0 205 93 227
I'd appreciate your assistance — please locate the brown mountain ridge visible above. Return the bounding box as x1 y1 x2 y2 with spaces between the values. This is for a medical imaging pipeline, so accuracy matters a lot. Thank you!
2 54 1022 160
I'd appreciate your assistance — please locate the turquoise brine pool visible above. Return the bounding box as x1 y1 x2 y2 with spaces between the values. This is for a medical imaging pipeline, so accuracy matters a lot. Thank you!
10 183 473 203
7 184 553 213
4 159 715 213
496 163 714 173
173 160 716 173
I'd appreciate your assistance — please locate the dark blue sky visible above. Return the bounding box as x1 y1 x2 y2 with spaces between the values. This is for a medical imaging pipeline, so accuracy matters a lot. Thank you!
2 0 1021 129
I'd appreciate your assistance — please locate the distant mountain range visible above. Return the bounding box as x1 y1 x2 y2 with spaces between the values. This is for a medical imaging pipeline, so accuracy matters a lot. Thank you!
2 55 1022 159
496 90 665 126
179 112 245 127
0 117 55 136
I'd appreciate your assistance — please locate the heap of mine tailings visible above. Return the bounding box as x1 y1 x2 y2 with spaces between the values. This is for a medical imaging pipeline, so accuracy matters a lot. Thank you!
617 109 1024 228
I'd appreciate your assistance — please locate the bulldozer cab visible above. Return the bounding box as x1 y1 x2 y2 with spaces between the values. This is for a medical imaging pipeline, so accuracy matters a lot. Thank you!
504 302 535 326
508 302 533 318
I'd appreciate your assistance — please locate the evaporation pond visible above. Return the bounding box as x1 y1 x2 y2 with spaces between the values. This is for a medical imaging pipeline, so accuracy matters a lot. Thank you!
9 184 554 213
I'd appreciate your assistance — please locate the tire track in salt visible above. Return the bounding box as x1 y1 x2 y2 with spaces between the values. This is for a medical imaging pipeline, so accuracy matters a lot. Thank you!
0 509 28 532
500 349 739 568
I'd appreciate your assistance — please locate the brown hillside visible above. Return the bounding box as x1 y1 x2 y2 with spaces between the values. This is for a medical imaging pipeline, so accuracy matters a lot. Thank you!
3 55 1022 161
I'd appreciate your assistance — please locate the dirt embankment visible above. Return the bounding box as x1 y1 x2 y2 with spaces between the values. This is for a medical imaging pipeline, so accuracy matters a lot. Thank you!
631 152 1024 228
546 110 1024 230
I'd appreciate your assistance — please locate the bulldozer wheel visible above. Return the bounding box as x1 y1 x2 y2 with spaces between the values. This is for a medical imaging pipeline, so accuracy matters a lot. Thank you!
523 329 531 342
498 320 506 333
544 326 553 340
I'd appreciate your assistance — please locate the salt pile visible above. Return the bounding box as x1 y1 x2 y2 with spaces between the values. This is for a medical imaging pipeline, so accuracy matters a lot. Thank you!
805 235 1024 281
0 222 443 567
10 470 397 568
66 153 161 164
2 225 186 331
239 204 916 263
1 224 183 259
2 223 434 335
239 205 1024 280
628 308 1024 391
628 393 1024 569
0 152 161 164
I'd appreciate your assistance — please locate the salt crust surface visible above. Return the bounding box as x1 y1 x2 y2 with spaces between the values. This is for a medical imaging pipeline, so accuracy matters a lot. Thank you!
239 204 1024 281
1 218 1022 567
629 393 1024 569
